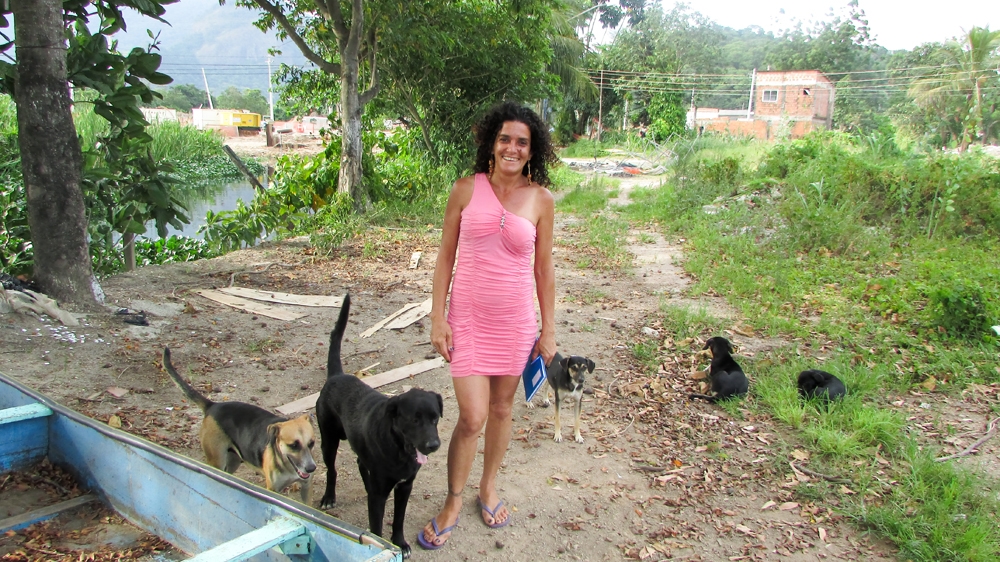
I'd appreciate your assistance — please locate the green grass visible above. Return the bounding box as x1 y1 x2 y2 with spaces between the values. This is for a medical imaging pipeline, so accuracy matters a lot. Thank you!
548 165 587 193
557 176 616 215
147 120 227 162
558 138 613 158
610 132 1000 559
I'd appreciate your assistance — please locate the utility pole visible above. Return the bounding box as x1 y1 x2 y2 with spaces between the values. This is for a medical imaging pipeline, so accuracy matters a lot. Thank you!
266 57 275 121
597 68 604 143
747 68 756 119
201 68 213 109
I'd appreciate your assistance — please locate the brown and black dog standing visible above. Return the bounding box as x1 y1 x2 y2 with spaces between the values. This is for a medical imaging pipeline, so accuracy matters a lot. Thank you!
527 353 596 443
162 348 317 502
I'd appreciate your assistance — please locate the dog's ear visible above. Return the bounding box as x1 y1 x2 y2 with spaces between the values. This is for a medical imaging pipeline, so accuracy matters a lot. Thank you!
560 356 570 371
586 359 595 373
267 423 282 446
436 393 444 417
702 338 712 351
386 398 399 420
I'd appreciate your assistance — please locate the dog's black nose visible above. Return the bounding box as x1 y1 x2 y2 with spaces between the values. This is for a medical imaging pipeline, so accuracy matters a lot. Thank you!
425 438 441 454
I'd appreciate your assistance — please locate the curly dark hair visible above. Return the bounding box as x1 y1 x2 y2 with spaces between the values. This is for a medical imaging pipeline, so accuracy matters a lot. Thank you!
473 101 558 187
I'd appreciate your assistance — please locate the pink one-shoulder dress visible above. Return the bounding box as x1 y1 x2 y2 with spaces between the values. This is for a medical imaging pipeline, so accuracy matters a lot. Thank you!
447 173 538 377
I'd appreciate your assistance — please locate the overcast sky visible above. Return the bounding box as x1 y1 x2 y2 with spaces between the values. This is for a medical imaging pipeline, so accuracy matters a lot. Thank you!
683 0 1000 51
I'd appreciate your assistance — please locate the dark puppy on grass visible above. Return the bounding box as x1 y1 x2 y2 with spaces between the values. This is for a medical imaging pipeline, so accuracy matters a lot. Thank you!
689 336 749 403
797 369 846 401
316 294 443 559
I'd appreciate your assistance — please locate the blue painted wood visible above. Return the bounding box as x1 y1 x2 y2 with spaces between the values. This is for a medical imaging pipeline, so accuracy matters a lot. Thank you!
0 494 97 533
186 517 305 562
0 373 403 562
0 416 48 473
0 403 52 425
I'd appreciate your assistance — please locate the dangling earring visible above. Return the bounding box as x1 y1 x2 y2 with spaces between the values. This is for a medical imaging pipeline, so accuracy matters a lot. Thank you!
488 156 495 178
526 162 533 184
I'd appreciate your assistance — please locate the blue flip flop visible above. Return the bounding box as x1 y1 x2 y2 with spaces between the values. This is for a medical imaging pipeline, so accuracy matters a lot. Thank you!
477 496 511 528
416 517 458 550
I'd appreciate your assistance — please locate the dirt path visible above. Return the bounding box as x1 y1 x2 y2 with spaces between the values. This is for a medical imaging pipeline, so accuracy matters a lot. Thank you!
0 173 898 561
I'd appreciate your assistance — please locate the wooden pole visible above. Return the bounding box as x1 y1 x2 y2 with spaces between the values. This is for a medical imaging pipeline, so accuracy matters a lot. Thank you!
222 145 265 192
597 68 604 143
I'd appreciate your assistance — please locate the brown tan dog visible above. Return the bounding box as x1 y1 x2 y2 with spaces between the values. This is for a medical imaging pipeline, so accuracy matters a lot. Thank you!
162 348 317 502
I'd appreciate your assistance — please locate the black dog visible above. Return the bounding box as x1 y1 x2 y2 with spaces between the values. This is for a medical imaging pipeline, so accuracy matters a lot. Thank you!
528 353 596 443
689 336 749 403
797 369 846 401
316 294 443 559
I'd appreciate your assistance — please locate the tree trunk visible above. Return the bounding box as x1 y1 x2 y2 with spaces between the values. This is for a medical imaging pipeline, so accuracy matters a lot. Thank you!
338 63 366 211
13 0 104 309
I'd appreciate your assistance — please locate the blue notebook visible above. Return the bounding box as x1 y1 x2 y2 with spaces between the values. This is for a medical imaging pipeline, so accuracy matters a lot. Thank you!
522 354 548 402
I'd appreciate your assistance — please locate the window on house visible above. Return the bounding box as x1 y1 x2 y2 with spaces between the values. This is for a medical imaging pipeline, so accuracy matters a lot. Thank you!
762 90 778 102
802 88 811 96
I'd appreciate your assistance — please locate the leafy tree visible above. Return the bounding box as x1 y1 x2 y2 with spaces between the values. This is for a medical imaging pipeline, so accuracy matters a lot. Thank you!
0 0 184 304
216 86 270 115
646 91 684 141
234 0 380 210
910 26 1000 149
156 84 212 112
374 0 554 160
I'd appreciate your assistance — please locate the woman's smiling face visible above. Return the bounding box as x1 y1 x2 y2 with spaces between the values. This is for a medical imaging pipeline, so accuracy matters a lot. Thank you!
492 121 532 177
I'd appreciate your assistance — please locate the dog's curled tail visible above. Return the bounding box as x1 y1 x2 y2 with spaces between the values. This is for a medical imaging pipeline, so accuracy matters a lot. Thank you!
162 348 213 411
327 293 351 378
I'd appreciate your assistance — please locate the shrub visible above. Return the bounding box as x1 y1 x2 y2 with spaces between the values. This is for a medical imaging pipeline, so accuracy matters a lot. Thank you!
927 274 995 339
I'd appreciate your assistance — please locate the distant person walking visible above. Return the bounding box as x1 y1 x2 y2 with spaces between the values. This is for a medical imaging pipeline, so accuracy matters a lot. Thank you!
419 102 558 550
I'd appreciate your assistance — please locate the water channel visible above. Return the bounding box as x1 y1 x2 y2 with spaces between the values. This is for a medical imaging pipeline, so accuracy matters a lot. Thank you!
144 179 258 240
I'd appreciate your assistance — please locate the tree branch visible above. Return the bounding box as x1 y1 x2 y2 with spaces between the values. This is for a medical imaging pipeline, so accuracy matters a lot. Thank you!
250 0 340 75
359 26 380 106
326 0 349 52
935 417 1000 462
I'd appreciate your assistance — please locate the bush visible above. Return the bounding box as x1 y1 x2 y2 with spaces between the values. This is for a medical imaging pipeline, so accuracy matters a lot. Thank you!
927 274 995 339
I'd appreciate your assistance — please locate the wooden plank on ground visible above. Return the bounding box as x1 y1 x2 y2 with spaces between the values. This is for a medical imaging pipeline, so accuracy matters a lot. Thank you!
219 287 344 308
359 302 421 338
408 251 422 269
384 298 432 330
194 290 306 321
275 357 446 415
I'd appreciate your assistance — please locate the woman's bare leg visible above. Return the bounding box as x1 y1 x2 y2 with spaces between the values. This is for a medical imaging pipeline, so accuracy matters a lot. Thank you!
478 375 520 526
422 375 489 545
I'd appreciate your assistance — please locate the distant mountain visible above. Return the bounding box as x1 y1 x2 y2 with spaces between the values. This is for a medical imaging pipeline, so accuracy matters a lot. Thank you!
113 0 310 93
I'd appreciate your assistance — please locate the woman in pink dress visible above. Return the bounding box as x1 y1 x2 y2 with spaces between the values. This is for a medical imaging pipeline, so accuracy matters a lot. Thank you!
419 102 557 550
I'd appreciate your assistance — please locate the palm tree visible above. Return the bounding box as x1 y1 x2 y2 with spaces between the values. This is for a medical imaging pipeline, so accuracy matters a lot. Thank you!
549 0 599 102
910 26 1000 150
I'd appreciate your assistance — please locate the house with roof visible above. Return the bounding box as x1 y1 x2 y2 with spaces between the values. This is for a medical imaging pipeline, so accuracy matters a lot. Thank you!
687 70 835 140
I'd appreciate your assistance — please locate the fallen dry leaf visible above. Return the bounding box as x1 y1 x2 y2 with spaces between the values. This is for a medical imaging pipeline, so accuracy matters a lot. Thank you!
106 386 129 398
791 449 810 461
818 527 828 542
108 415 122 428
760 501 777 511
779 502 800 511
840 485 856 495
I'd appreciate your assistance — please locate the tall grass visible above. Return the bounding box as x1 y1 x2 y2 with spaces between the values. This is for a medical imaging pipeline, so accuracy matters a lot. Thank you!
147 120 226 162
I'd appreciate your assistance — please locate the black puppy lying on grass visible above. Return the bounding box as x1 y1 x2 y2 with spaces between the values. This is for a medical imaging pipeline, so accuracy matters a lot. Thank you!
797 369 846 401
689 336 749 403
